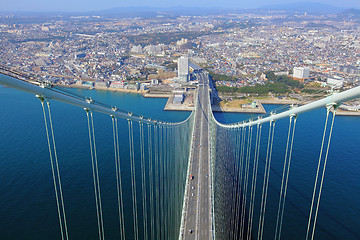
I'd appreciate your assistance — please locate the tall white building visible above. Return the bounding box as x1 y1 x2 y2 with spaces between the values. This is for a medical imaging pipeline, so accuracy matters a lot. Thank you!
178 57 189 82
130 45 142 53
293 67 310 79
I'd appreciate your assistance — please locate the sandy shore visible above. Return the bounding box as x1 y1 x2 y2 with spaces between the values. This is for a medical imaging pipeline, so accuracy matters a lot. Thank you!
331 108 360 116
56 84 149 94
94 86 148 94
211 101 266 113
143 93 172 98
255 98 302 105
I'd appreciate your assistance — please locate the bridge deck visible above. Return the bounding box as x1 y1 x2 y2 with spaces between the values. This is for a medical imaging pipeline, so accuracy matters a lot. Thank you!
182 73 212 240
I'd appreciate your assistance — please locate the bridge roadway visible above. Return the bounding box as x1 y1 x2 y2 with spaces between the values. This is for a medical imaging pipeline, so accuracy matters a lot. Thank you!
182 73 212 240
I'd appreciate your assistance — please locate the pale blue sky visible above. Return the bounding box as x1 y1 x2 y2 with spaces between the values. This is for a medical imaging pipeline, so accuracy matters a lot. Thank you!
1 0 360 12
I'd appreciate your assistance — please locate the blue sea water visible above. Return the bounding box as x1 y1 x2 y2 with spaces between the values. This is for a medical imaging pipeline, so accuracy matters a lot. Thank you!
0 86 359 239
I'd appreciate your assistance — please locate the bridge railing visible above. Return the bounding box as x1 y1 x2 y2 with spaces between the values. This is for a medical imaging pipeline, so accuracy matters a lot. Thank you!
178 84 199 239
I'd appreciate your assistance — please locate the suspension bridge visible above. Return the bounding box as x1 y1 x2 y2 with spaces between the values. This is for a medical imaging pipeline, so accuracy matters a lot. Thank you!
1 66 360 240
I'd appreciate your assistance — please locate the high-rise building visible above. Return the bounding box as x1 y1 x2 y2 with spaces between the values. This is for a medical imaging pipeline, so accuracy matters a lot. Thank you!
178 57 189 82
293 67 310 79
130 45 142 53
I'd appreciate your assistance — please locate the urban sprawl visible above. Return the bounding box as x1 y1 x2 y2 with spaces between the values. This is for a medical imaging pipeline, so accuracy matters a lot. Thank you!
1 10 360 110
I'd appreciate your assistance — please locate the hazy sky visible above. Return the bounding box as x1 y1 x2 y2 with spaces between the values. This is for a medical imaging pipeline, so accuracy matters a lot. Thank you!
2 0 360 12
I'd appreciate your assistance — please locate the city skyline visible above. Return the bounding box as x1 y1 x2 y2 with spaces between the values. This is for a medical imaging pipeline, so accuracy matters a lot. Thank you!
1 0 360 13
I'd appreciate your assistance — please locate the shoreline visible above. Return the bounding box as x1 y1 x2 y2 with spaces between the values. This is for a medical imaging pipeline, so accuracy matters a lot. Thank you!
56 85 360 116
57 84 149 94
256 99 302 105
331 108 360 116
211 100 266 113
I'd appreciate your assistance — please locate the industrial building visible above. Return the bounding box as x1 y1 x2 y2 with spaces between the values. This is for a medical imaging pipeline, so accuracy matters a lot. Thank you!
173 94 184 104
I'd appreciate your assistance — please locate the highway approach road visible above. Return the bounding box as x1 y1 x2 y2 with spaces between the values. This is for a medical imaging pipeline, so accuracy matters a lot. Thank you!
182 72 213 240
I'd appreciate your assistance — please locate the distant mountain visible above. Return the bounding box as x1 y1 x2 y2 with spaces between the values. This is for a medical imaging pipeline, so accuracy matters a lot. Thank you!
87 6 228 18
339 8 360 22
259 2 345 14
341 8 360 17
3 4 359 20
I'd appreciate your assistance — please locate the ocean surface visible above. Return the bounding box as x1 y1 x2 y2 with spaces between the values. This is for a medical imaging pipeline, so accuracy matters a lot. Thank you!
0 86 359 239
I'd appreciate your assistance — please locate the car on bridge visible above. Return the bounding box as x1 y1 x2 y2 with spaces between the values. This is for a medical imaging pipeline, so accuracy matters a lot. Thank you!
190 175 194 180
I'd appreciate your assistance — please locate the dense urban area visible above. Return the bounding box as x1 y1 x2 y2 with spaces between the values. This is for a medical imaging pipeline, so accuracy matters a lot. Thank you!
1 8 360 111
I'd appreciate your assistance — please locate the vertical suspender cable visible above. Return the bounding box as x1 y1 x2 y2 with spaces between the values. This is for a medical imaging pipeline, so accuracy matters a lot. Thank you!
275 115 297 240
311 108 336 240
85 109 104 240
168 126 172 239
169 126 173 239
306 106 337 240
39 97 68 240
174 125 178 239
274 117 292 240
166 126 171 239
240 125 253 239
177 124 183 237
162 125 167 240
158 125 164 240
174 126 179 239
128 120 139 240
163 125 167 240
163 126 167 240
247 124 260 240
164 125 168 239
176 124 181 238
247 123 262 240
90 111 105 240
230 127 242 239
233 126 247 240
257 121 276 240
111 116 125 240
306 109 330 240
147 124 155 240
46 100 69 240
154 124 160 239
165 125 169 239
116 117 126 240
278 116 297 239
229 127 241 239
139 122 148 240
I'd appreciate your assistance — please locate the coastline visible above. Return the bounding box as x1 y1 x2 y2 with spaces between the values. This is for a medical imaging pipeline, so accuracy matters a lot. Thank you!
57 84 149 94
256 98 302 105
331 108 360 116
56 85 360 116
211 100 266 113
